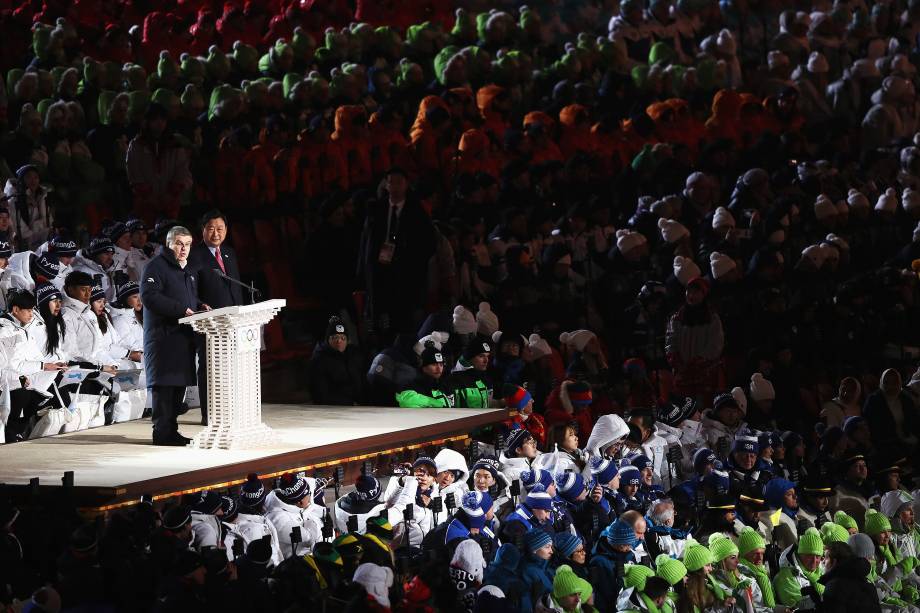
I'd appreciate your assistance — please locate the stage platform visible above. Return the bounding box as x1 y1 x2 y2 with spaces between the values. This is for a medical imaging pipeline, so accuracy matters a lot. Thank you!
0 404 509 511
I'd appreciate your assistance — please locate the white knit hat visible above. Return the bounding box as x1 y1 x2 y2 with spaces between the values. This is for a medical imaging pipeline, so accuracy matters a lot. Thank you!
353 563 394 608
824 233 849 252
875 187 898 213
768 50 790 70
847 189 870 210
559 329 596 352
452 305 477 335
813 194 837 220
673 256 701 286
851 58 880 79
807 51 829 74
716 28 736 55
476 302 499 336
526 333 552 360
451 539 487 583
903 187 920 214
712 206 735 230
801 244 829 269
710 252 737 279
616 229 647 254
658 218 689 243
749 372 776 401
730 386 748 416
414 331 449 355
914 221 920 242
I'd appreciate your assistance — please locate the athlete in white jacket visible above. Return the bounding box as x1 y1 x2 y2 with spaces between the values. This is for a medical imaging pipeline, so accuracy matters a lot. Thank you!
71 237 123 303
264 473 324 559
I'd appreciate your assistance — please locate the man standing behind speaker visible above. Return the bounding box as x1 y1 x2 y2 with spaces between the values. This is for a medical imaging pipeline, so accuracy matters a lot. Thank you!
189 210 244 425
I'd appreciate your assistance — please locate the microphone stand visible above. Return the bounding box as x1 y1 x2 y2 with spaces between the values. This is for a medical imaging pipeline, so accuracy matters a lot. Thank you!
212 268 261 305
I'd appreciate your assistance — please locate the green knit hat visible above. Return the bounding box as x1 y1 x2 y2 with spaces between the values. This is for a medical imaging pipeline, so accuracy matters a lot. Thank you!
820 522 850 546
865 509 892 536
553 565 582 600
683 541 715 572
624 563 656 590
655 554 688 585
797 527 824 556
737 527 766 557
576 577 593 603
311 541 343 567
834 511 858 532
708 533 739 562
434 45 460 85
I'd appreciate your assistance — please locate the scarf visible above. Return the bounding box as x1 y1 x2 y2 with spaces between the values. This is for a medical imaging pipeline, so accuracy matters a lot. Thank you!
797 559 825 596
740 559 775 607
639 592 662 613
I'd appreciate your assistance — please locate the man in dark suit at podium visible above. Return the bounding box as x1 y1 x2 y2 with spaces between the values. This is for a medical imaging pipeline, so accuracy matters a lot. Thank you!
189 210 244 424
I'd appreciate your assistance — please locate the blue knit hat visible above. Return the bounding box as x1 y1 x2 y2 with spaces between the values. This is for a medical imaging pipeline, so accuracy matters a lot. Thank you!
693 448 717 474
239 473 267 508
276 472 311 504
520 469 554 492
524 528 553 553
460 491 487 530
553 532 583 558
631 454 653 472
604 519 637 547
525 484 553 511
556 472 587 503
732 435 759 454
589 456 619 485
619 465 641 487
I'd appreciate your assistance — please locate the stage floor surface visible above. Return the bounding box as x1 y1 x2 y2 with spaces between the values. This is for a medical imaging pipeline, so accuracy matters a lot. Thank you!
0 404 508 508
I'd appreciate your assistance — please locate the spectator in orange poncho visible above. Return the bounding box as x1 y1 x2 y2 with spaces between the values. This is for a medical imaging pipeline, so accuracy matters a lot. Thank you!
453 128 500 180
558 104 595 158
762 88 806 135
445 87 479 133
331 104 373 189
523 111 563 164
476 84 511 142
591 118 631 177
255 115 297 200
705 89 743 147
667 98 705 156
647 101 684 146
737 93 772 148
410 95 453 177
297 115 349 199
368 105 411 178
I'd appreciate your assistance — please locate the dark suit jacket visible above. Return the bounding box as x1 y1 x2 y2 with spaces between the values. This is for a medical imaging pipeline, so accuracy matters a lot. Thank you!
189 243 244 308
140 250 202 386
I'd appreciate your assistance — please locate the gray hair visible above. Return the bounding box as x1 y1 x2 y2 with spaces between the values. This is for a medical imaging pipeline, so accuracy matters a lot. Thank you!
166 226 193 245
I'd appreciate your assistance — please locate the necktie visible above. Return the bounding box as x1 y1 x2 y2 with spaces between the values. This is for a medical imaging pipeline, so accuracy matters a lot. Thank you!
215 247 226 274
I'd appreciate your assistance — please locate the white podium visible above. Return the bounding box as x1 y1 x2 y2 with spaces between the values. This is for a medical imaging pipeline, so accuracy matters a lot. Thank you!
180 299 286 449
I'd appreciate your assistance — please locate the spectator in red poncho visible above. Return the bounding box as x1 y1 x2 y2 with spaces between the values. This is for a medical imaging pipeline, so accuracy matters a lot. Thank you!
217 3 257 49
297 115 349 199
188 9 219 56
544 379 595 441
504 386 547 448
213 125 274 214
331 105 373 189
139 12 171 70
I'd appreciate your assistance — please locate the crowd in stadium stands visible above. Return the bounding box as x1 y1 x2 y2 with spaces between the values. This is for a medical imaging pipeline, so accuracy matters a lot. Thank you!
4 0 920 610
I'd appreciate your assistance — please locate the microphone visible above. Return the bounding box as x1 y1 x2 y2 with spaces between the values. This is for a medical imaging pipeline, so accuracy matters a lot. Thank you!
211 268 262 303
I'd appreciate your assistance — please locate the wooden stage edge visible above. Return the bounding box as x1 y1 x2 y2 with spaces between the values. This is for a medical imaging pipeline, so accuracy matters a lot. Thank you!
0 405 510 511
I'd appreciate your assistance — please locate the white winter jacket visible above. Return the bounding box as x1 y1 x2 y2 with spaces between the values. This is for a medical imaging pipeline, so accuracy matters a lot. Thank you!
223 512 284 566
263 490 324 559
434 448 470 501
71 251 121 302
